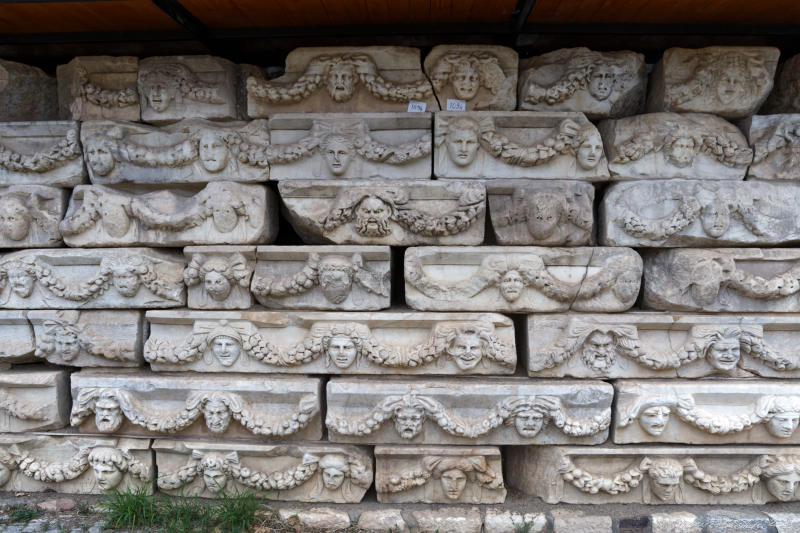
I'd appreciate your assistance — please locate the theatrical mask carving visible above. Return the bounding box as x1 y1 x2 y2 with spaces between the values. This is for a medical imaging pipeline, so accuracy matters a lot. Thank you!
57 57 140 121
32 312 138 365
746 115 800 180
0 186 65 248
762 54 800 113
183 251 253 309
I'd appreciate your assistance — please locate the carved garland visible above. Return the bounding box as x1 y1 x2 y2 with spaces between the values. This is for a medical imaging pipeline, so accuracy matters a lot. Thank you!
0 124 82 173
611 128 752 168
34 319 135 362
377 454 503 494
0 389 46 420
478 117 582 167
75 67 138 108
523 54 632 105
15 447 150 484
675 395 800 435
558 456 645 495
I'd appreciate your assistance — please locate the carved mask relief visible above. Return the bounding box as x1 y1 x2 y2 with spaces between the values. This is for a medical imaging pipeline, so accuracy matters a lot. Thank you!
203 467 227 493
447 331 483 370
54 329 81 361
198 131 228 173
321 135 355 176
85 140 116 176
581 331 617 373
639 406 671 436
526 193 562 240
318 256 355 303
446 120 480 167
767 472 800 501
203 399 231 434
514 410 545 438
716 68 747 105
705 336 741 372
613 270 640 303
499 270 524 302
767 412 800 438
112 269 141 298
354 196 392 237
589 65 615 101
204 271 233 301
325 334 358 369
320 455 348 490
451 61 480 100
95 397 123 432
649 470 681 502
7 267 34 298
209 335 241 367
577 131 604 170
207 200 239 233
394 406 425 439
92 462 124 491
327 63 357 102
0 197 31 241
440 468 468 500
667 137 696 168
700 196 731 238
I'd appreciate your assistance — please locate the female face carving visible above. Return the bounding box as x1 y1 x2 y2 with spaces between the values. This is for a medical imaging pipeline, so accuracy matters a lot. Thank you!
447 332 483 370
639 406 671 436
210 203 239 233
767 472 800 501
706 337 740 372
7 267 34 298
767 412 800 439
577 132 603 170
199 131 228 173
0 198 30 241
440 468 468 500
451 62 480 100
514 410 545 438
146 81 173 113
203 399 231 434
499 270 524 302
86 143 115 176
211 336 241 367
93 463 124 491
323 137 354 176
701 198 730 238
326 334 357 369
204 271 232 301
589 65 615 101
446 127 479 167
203 468 227 493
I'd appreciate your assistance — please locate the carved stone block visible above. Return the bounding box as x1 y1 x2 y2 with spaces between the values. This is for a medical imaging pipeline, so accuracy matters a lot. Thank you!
375 445 505 504
424 45 517 110
0 59 58 121
0 435 152 495
433 112 609 180
251 246 390 311
279 180 485 245
518 48 646 119
246 46 437 116
267 113 431 180
326 377 612 445
405 246 641 313
643 248 800 312
648 46 780 119
154 439 371 502
487 180 594 245
615 379 800 445
600 180 800 247
743 114 800 180
0 248 185 309
506 445 800 504
0 311 35 364
80 119 271 184
60 183 277 247
139 55 239 124
0 366 70 432
70 369 322 440
0 121 86 187
184 246 254 310
28 310 143 367
762 54 800 113
57 56 140 121
145 310 515 376
0 185 66 248
598 112 752 180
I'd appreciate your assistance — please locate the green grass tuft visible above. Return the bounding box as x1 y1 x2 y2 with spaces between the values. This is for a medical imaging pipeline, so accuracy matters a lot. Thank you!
4 504 44 524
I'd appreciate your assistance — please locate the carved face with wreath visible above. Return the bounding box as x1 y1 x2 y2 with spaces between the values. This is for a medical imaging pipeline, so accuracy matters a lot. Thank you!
762 397 800 439
643 457 683 503
204 196 242 233
95 395 123 432
203 397 232 434
393 400 426 439
701 196 730 238
620 397 674 437
321 134 355 176
513 407 547 438
326 61 357 102
140 68 179 113
184 253 250 303
581 330 617 373
318 255 356 304
0 196 31 241
451 59 481 100
445 118 480 167
526 192 563 240
319 454 348 490
324 334 358 369
88 447 127 491
49 324 81 361
499 270 524 302
84 136 116 176
354 195 392 237
445 329 483 371
198 131 229 173
761 455 800 501
701 328 742 372
208 326 242 367
3 261 36 298
423 455 498 501
108 259 144 298
589 64 616 101
665 133 697 168
199 453 228 494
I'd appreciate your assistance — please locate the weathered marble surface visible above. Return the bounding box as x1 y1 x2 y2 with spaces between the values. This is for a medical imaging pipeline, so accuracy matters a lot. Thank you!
648 46 780 119
70 369 322 440
744 114 800 180
28 310 143 367
57 56 140 121
80 119 271 184
762 54 800 113
0 59 58 121
615 379 800 445
487 180 593 246
0 186 66 248
433 111 609 180
139 55 239 124
598 113 752 180
246 46 436 116
279 180 485 246
0 366 70 432
0 311 35 364
425 45 517 110
60 183 276 247
518 47 646 119
600 180 800 247
184 246 254 310
154 439 371 502
0 121 86 187
506 445 800 504
326 377 612 445
643 248 800 312
405 246 641 313
251 246 390 311
267 113 431 180
0 435 152 494
375 445 505 504
144 310 515 376
0 248 185 309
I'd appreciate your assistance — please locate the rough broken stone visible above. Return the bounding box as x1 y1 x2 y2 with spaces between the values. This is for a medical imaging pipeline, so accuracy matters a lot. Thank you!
277 507 351 531
138 55 240 124
153 439 370 502
0 311 35 364
425 45 518 110
251 246 390 311
487 180 594 245
60 183 277 247
0 435 152 495
326 377 612 445
484 510 547 533
0 121 86 187
434 111 609 180
144 309 516 376
246 46 437 116
36 498 76 512
0 59 58 121
0 366 70 432
648 46 780 119
702 510 772 533
356 509 407 533
279 180 485 246
551 511 612 533
184 246 255 310
0 248 185 309
404 246 641 313
518 47 646 119
650 512 701 533
598 112 752 180
411 508 482 533
765 512 800 533
57 56 140 121
0 186 66 248
80 119 271 184
743 114 800 180
70 369 322 440
762 53 800 113
375 445 506 504
267 113 432 180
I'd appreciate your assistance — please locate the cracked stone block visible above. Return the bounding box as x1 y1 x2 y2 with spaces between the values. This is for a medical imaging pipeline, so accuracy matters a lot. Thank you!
277 507 351 531
0 366 70 432
743 114 800 181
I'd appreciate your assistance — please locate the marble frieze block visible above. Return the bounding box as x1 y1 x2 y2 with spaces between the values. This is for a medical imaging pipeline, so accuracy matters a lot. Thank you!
0 435 152 495
433 111 609 180
279 179 485 246
506 445 800 504
0 247 185 309
0 311 35 364
0 121 86 187
326 377 612 445
0 186 67 248
267 113 431 180
744 114 800 181
487 180 593 246
405 246 641 313
517 47 646 119
70 369 322 440
0 366 70 432
0 59 58 121
57 56 140 121
762 54 800 114
647 46 780 119
144 310 516 376
184 246 255 310
375 445 505 504
60 183 277 247
154 439 371 502
246 46 437 116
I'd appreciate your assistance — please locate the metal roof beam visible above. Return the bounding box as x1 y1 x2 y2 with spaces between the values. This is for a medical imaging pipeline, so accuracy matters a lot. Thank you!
148 0 210 45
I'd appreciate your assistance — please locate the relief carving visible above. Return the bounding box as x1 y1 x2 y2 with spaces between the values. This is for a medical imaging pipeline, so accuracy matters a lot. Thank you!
746 115 800 180
0 122 86 187
76 66 138 110
34 314 135 363
761 54 800 113
0 369 69 432
425 46 517 110
57 57 140 121
0 389 46 421
184 250 253 309
0 186 65 247
0 123 81 175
